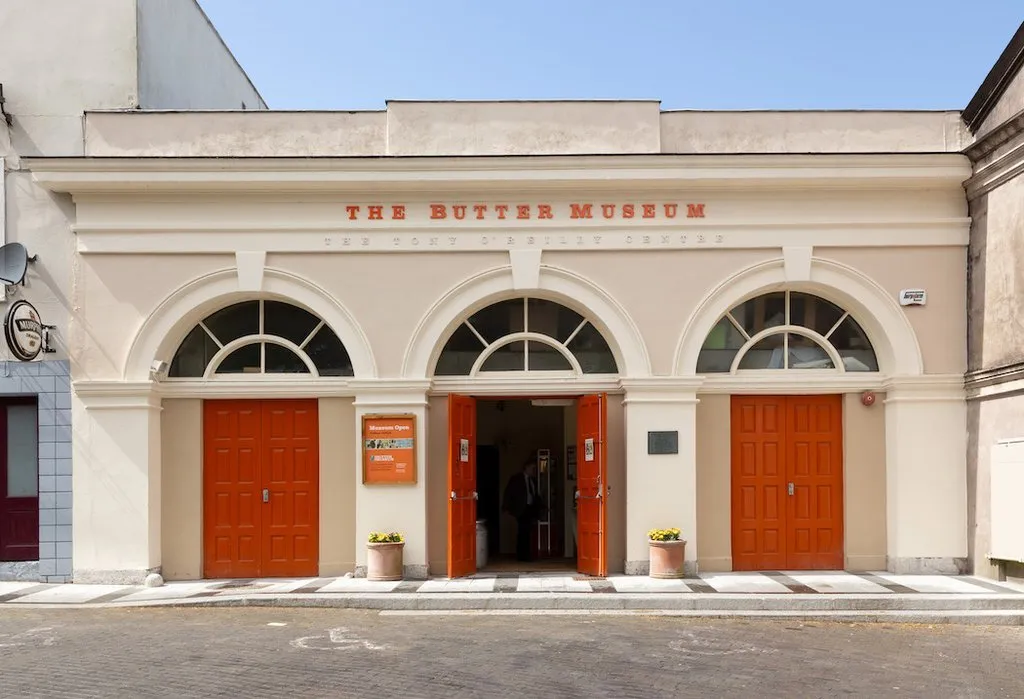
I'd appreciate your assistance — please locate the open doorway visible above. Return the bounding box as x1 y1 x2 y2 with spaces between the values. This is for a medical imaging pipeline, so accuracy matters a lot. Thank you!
475 398 576 573
447 393 607 578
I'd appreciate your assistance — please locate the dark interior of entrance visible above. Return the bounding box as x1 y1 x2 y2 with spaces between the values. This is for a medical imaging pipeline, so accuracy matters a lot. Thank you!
475 399 576 572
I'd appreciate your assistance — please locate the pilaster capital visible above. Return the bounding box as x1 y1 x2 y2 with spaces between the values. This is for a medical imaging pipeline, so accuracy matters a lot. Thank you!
72 380 162 410
351 379 432 407
620 377 704 404
881 374 965 403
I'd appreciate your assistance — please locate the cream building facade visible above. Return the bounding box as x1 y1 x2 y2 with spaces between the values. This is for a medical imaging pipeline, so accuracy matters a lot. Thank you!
25 102 971 583
6 7 1024 586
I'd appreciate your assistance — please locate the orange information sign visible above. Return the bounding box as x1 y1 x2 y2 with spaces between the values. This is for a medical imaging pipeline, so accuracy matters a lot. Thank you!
362 414 417 485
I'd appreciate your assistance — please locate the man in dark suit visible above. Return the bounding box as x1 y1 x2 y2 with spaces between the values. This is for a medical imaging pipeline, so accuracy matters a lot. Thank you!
503 457 541 561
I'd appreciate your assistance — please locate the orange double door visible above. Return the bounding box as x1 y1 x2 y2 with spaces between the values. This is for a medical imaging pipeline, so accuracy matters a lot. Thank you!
203 399 319 579
731 395 844 571
447 393 607 578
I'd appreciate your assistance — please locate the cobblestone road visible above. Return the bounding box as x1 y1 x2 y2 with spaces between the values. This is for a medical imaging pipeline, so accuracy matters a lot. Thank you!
0 608 1021 698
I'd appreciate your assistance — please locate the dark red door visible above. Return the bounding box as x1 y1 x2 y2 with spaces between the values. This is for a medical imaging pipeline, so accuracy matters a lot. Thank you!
0 399 39 562
576 393 607 577
731 395 844 571
204 400 319 579
447 395 477 578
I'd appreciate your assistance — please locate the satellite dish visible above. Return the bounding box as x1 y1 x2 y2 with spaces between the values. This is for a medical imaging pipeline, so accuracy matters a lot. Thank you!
0 242 29 286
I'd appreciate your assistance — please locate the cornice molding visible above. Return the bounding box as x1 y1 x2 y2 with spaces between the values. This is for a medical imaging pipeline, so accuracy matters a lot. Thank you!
28 153 973 195
963 109 1024 164
964 128 1024 199
965 361 1024 400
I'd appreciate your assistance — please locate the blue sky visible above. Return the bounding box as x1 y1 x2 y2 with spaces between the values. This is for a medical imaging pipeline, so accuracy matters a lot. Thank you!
197 1 1022 111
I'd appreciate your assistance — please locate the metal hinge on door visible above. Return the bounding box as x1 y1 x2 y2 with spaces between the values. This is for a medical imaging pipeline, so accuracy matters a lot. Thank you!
262 488 269 503
787 482 794 496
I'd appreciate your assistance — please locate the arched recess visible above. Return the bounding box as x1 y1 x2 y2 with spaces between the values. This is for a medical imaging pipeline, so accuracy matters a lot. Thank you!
124 268 377 381
674 258 923 377
403 265 651 379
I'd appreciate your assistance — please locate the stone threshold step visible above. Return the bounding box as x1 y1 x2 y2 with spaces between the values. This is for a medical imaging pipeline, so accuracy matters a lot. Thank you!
114 594 1024 612
380 609 1024 626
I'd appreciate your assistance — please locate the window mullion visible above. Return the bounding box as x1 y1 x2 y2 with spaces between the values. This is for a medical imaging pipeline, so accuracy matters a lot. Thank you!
199 321 223 349
299 320 325 350
465 320 489 348
564 319 588 346
825 312 849 340
726 313 749 341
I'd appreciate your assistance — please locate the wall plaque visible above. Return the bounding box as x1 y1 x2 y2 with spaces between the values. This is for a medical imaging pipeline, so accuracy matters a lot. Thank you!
362 414 417 485
647 431 679 455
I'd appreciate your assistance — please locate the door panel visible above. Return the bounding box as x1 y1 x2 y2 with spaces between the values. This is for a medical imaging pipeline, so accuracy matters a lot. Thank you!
447 395 477 578
785 396 843 570
731 395 843 571
203 400 319 579
576 393 607 576
0 400 39 562
261 400 319 578
731 397 787 571
204 402 263 578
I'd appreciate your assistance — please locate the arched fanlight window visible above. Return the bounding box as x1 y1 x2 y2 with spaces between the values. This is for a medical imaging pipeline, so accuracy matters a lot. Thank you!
435 298 618 376
168 300 353 378
697 291 878 373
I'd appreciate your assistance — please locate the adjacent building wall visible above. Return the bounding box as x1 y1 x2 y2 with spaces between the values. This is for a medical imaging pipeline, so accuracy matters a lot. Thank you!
0 0 140 583
136 0 266 110
965 76 1024 579
0 0 139 158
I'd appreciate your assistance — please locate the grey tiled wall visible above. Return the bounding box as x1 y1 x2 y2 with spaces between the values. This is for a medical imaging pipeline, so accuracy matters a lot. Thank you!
0 360 72 583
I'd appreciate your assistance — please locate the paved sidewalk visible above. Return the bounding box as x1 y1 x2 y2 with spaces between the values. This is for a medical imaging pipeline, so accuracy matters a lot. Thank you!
1 571 1022 613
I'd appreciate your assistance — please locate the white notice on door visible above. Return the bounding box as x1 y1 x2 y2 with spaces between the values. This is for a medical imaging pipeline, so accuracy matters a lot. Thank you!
584 438 595 462
460 438 469 462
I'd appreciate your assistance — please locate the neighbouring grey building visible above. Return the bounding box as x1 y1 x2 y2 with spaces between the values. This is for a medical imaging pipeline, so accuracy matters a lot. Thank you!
963 22 1024 585
0 0 264 582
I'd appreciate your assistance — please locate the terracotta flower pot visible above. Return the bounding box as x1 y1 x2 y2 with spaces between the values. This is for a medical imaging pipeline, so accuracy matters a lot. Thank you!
366 541 405 581
648 539 686 578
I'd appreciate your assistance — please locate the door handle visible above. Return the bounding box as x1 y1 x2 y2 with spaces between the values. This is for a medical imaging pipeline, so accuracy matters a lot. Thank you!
787 482 794 496
262 488 269 503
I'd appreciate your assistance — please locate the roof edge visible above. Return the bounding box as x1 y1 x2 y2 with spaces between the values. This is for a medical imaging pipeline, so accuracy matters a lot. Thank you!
963 20 1024 132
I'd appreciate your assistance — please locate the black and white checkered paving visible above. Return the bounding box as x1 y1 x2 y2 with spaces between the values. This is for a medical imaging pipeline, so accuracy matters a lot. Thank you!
1 571 1021 606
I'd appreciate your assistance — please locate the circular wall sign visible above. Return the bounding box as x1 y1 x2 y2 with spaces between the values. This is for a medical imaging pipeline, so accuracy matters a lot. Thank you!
4 299 43 362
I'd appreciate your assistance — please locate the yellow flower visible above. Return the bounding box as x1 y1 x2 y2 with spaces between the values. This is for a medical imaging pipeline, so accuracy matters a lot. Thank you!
647 527 681 541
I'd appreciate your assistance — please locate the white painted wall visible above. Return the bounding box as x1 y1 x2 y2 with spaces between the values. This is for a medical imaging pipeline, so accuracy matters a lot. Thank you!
136 0 266 109
0 0 139 158
0 0 140 362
